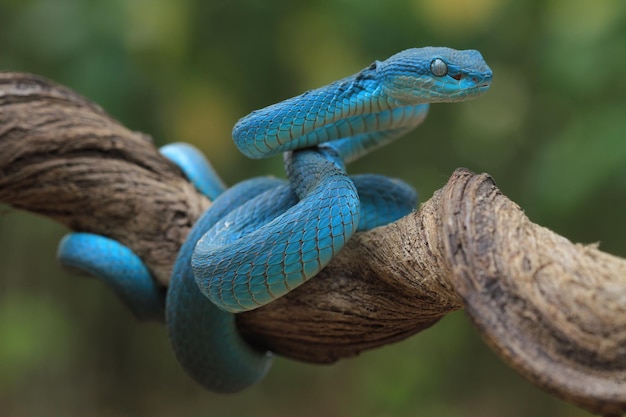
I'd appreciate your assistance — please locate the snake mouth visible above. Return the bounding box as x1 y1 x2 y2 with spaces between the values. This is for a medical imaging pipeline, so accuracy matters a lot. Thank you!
461 76 491 95
474 73 493 94
451 71 492 94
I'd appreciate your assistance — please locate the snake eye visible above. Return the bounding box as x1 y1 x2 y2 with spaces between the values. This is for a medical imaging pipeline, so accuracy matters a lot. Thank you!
430 58 448 77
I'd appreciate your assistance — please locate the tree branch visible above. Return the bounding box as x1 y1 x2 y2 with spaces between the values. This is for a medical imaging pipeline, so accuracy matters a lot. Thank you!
0 73 209 284
1 73 624 416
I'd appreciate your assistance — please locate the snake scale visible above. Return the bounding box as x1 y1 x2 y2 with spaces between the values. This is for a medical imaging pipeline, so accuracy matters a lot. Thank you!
57 46 492 392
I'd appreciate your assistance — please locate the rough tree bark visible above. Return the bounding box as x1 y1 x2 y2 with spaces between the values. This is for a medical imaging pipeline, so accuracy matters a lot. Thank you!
0 73 624 416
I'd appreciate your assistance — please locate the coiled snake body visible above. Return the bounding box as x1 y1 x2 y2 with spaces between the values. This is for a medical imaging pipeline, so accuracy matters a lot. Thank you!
58 47 492 392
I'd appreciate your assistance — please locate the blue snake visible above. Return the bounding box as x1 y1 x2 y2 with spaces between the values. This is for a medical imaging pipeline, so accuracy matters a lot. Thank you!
57 47 492 392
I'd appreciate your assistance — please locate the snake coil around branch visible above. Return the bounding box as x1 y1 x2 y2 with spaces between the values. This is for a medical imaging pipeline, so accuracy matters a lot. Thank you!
0 73 624 416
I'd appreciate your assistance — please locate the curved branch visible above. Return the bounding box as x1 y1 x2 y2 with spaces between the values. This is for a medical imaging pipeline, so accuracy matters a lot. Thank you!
0 73 624 416
443 173 626 417
0 73 209 284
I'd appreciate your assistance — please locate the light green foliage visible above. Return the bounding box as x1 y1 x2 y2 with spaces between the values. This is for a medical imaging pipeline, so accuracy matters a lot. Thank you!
0 1 624 415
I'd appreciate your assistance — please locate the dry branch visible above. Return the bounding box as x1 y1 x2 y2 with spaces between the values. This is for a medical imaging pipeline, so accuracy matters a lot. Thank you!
1 73 624 416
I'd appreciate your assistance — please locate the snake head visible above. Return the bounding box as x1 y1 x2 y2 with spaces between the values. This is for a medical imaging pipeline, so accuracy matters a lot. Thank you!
378 47 492 104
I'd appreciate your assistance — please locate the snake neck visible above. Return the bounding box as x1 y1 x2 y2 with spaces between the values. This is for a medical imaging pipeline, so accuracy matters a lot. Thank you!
283 147 348 200
232 63 409 160
328 62 399 110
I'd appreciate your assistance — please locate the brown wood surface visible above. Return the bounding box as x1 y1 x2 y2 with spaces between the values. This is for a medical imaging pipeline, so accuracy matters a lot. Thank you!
1 73 624 416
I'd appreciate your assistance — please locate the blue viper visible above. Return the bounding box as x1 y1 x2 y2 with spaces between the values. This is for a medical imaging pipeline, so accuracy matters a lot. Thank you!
57 47 492 392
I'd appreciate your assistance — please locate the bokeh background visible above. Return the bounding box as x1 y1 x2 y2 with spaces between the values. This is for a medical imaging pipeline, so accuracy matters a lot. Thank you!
1 0 625 416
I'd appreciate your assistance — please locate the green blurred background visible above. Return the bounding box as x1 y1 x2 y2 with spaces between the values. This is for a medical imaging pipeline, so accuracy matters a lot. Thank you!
1 0 625 416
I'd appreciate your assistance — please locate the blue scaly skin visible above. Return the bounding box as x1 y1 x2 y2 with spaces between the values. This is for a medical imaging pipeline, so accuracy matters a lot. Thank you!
160 142 226 200
166 153 419 391
57 47 492 392
57 233 165 321
233 47 490 162
194 47 491 314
